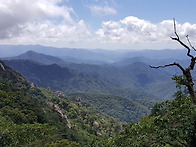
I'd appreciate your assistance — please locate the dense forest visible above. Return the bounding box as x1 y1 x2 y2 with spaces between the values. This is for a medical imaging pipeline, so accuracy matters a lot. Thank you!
94 92 196 146
0 61 123 146
1 54 196 146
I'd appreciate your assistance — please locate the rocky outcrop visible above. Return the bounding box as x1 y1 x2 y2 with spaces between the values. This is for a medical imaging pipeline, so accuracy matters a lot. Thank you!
0 62 5 71
93 121 99 128
55 91 65 98
50 102 72 129
30 83 35 88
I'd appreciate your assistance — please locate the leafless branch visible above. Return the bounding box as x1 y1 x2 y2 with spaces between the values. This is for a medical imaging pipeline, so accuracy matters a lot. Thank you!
170 19 194 59
150 19 196 104
186 35 196 51
150 62 185 73
173 18 179 40
0 62 5 71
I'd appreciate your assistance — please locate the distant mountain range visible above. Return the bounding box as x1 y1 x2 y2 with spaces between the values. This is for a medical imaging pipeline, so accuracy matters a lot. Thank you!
2 45 191 123
2 48 183 101
4 50 65 65
0 44 189 64
0 46 195 146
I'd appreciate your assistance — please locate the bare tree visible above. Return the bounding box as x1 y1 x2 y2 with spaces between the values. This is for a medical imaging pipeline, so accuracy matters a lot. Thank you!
150 19 196 104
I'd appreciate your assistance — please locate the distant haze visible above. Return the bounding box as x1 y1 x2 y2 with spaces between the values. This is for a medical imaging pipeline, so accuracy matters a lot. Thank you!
0 45 188 61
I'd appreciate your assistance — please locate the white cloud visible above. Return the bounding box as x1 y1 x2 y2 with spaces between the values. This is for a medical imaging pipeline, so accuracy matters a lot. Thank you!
0 0 92 47
3 19 92 47
88 5 117 16
0 0 78 38
1 0 196 50
95 16 196 49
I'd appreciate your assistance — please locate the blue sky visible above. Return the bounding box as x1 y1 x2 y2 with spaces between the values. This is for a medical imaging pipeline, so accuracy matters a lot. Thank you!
1 0 196 50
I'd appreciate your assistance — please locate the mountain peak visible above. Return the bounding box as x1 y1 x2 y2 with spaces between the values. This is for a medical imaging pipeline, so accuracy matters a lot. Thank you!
7 50 65 65
25 50 37 54
19 50 48 57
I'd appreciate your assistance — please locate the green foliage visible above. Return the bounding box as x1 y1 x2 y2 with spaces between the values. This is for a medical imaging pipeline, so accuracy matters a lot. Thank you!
0 113 52 147
41 88 122 145
3 58 196 146
4 59 166 101
0 61 123 146
0 80 48 124
172 75 187 89
69 93 156 122
45 139 80 147
95 93 196 146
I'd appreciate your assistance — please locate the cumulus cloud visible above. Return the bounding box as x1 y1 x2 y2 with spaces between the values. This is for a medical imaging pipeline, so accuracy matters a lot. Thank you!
0 0 91 46
1 0 196 50
96 16 196 48
23 20 91 43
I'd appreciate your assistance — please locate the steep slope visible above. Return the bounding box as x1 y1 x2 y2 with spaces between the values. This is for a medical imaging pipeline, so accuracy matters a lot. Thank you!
69 93 156 122
1 49 183 100
64 61 176 100
121 62 169 87
120 62 177 100
3 59 158 100
0 60 122 146
94 93 196 146
3 50 179 101
3 59 119 92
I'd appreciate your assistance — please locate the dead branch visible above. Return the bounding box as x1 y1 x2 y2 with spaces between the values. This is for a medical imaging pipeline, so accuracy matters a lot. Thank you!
170 19 194 59
150 62 185 72
186 35 196 51
150 19 196 104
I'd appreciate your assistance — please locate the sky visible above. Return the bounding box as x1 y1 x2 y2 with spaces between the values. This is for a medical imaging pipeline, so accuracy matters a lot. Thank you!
1 0 196 50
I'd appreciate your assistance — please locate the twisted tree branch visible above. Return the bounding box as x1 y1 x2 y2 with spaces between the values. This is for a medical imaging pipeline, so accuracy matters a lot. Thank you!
170 19 194 59
150 62 185 73
186 35 196 51
150 19 196 104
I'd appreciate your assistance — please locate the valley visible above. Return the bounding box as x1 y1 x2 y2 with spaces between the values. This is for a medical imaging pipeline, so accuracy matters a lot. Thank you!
1 45 187 122
1 1 196 146
1 45 196 146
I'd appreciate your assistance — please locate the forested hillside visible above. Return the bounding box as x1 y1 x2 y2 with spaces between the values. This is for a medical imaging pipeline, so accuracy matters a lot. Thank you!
3 59 157 122
0 60 123 146
1 49 196 146
3 57 175 101
1 52 196 146
1 44 196 146
94 93 196 146
68 93 156 122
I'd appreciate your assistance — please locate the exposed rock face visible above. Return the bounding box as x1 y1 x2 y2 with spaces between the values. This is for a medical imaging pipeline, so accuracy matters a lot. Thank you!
93 121 99 128
0 62 5 71
31 83 35 88
75 96 82 102
96 132 102 136
50 102 72 129
75 97 83 107
55 91 65 98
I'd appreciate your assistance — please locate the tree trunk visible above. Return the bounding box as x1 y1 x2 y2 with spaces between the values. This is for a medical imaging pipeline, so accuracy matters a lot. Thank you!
184 70 196 104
